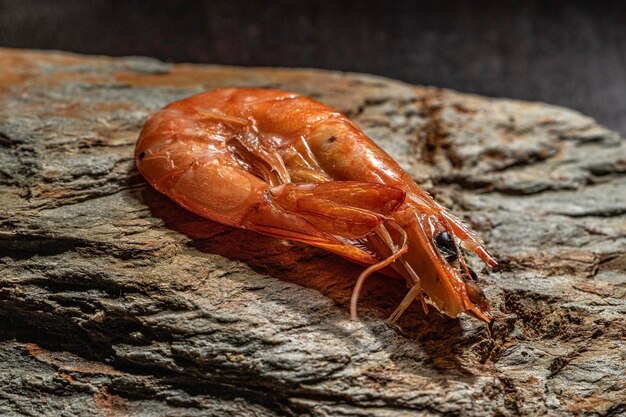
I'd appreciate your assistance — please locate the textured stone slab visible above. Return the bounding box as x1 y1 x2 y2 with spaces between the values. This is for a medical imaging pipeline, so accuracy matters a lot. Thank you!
0 48 624 416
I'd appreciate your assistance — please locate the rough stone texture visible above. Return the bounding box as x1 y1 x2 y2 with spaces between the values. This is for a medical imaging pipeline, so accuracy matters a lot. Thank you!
0 48 624 417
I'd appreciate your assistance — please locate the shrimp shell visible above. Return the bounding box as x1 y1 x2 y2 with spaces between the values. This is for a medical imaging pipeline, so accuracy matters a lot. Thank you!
135 88 497 323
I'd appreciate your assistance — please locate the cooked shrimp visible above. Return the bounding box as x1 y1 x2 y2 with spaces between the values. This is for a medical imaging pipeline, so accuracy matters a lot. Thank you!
135 88 497 323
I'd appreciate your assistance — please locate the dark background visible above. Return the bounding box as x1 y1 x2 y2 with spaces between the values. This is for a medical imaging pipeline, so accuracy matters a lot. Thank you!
2 0 626 134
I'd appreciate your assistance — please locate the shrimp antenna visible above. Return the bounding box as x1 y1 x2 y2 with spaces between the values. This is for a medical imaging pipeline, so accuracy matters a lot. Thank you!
350 223 408 321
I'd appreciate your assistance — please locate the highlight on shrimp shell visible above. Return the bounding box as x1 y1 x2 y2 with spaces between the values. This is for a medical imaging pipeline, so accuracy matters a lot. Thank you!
135 87 498 323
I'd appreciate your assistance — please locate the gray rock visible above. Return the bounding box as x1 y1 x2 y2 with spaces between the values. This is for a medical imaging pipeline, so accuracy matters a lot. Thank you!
0 48 624 416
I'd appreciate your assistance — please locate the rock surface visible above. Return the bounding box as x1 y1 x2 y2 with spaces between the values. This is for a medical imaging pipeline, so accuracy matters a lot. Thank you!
0 48 624 417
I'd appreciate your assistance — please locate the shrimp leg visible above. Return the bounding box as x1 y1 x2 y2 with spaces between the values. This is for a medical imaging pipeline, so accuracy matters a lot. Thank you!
388 283 423 324
248 181 408 264
269 182 405 239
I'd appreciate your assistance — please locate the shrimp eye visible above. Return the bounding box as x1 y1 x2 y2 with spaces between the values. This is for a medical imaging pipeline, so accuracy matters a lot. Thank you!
434 231 458 262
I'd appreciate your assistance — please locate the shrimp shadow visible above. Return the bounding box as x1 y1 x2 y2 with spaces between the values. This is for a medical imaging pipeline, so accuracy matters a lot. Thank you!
139 185 479 380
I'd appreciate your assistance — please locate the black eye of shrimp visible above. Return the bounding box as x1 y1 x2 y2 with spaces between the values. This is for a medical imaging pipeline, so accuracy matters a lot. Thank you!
434 231 458 262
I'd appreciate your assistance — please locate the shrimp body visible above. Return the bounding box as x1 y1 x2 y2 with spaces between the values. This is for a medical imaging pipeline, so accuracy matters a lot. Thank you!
135 88 497 322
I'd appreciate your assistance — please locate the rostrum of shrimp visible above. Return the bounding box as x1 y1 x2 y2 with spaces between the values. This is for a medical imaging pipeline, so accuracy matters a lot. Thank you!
135 88 498 323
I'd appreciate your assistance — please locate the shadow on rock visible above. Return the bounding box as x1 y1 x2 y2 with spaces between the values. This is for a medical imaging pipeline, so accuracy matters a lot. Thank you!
140 186 480 378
